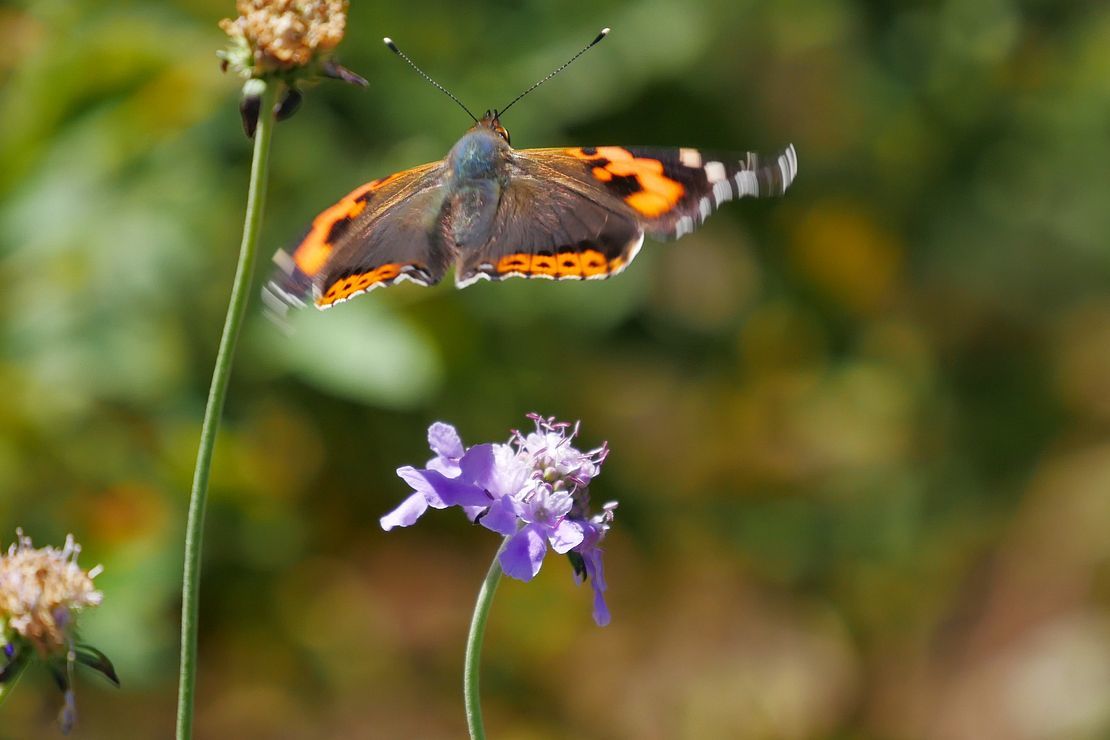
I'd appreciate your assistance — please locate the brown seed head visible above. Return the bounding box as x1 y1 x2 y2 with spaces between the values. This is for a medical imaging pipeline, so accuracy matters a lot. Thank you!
0 531 102 655
220 0 349 74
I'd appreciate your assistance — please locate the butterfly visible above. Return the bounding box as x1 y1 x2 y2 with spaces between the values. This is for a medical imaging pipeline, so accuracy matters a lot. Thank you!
265 31 798 311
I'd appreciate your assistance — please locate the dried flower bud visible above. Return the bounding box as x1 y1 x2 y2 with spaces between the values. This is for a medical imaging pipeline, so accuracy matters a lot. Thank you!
239 77 266 138
274 87 304 122
219 0 351 76
219 0 366 137
0 531 101 655
1 530 117 735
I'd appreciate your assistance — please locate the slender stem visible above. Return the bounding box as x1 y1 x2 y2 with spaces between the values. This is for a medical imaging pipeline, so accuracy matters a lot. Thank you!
175 81 277 740
464 538 509 740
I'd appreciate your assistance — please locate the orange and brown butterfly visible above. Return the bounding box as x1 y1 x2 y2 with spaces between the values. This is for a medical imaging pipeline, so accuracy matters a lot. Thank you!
265 29 798 311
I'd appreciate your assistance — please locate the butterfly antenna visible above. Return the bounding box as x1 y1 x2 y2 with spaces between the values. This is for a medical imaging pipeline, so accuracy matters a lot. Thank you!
497 27 610 117
383 37 479 123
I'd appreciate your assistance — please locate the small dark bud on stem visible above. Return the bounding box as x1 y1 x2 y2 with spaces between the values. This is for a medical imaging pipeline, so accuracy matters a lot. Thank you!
274 88 303 122
239 78 266 139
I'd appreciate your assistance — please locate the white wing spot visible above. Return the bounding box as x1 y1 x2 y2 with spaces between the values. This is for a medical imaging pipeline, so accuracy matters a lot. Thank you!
712 179 732 206
679 148 703 168
272 249 296 274
735 170 759 197
455 271 492 289
675 215 695 238
625 232 645 265
699 197 712 220
704 161 727 183
778 144 798 191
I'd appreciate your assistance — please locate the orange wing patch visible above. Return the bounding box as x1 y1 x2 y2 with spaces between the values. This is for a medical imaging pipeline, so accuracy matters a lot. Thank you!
566 147 686 218
291 175 398 278
317 263 405 307
494 248 621 279
554 252 583 277
530 254 559 277
580 249 611 277
496 253 533 274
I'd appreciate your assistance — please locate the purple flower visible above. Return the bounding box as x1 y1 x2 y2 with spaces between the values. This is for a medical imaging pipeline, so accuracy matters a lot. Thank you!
382 414 616 625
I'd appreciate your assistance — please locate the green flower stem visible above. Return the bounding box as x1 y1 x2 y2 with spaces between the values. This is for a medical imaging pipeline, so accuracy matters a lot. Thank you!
464 537 509 740
176 80 277 740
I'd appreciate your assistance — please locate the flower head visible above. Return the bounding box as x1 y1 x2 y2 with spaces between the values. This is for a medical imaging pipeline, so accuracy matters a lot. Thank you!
382 415 616 625
218 0 367 137
0 531 102 655
220 0 350 75
1 531 118 734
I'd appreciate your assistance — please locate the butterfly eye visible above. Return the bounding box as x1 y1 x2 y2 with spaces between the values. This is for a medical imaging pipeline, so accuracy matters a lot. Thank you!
497 125 511 144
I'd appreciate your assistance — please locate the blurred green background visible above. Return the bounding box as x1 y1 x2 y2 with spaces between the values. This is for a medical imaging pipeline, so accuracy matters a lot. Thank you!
3 0 1110 737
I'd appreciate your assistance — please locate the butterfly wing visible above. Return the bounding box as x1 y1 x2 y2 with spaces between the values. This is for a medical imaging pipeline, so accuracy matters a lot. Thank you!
454 165 644 287
525 145 797 239
265 161 452 310
268 143 798 302
454 144 796 287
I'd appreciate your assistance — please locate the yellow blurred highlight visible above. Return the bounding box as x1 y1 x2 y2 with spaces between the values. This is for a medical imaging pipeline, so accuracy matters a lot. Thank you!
789 201 904 315
0 8 44 75
80 483 171 546
1054 299 1110 422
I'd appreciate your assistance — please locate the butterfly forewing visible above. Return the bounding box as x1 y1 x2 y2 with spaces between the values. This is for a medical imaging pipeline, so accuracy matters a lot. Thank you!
524 144 798 240
266 161 450 310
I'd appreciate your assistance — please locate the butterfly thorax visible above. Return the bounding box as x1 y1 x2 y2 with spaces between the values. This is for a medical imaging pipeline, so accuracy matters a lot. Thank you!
447 126 510 183
444 123 511 247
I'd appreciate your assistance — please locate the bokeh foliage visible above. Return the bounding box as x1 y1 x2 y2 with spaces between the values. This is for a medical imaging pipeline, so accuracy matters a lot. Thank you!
3 0 1110 737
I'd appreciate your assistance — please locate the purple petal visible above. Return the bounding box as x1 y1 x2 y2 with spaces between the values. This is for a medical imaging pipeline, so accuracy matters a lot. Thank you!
588 551 608 591
575 526 609 590
480 496 521 535
459 444 496 486
397 467 491 508
582 548 610 625
396 465 446 508
591 581 610 626
500 525 547 581
427 422 464 459
487 444 531 497
380 492 429 530
549 519 584 554
426 456 461 478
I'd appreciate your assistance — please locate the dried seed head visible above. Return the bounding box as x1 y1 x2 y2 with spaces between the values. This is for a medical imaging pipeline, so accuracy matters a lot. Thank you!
0 531 102 655
220 0 349 76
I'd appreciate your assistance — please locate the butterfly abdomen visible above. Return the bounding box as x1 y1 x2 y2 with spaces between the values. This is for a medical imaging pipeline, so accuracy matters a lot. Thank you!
448 180 501 249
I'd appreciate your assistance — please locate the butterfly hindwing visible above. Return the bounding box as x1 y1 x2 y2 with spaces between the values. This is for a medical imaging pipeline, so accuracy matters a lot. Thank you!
266 161 451 310
454 166 644 288
523 144 798 240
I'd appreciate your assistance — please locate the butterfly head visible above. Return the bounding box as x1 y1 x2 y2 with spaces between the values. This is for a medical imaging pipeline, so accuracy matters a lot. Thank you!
475 109 510 145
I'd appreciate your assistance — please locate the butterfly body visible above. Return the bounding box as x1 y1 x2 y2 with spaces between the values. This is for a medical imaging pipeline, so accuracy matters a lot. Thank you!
445 128 508 250
266 111 797 310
